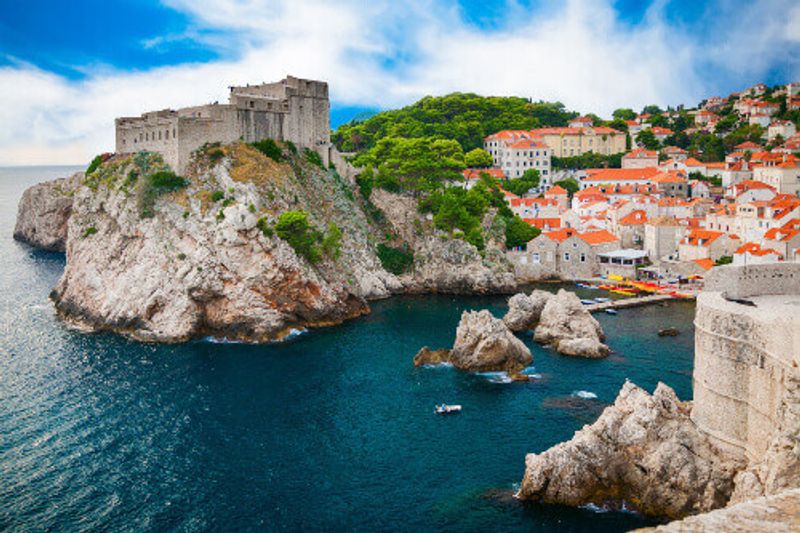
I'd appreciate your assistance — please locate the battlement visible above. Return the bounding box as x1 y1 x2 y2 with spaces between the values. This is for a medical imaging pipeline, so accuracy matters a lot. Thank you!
114 75 331 173
692 264 800 461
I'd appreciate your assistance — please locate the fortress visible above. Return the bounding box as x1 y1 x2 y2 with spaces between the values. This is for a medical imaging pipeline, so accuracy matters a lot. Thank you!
115 75 331 174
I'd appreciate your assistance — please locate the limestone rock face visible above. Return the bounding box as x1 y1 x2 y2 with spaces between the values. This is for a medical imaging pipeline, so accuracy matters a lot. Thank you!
502 290 553 332
533 289 610 357
371 189 518 295
646 488 800 532
39 146 403 342
412 347 451 367
449 310 532 373
519 381 744 519
13 172 81 252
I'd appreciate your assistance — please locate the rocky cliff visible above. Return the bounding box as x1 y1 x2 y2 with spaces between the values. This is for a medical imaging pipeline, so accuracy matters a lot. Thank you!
16 142 518 342
43 145 402 342
14 172 81 252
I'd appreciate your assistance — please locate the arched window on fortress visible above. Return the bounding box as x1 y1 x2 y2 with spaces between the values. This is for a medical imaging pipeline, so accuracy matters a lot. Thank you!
145 132 149 141
173 128 176 138
165 129 169 139
158 131 162 140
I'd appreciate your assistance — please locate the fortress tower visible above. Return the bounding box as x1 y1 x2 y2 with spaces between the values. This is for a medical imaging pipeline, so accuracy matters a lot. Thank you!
114 76 331 174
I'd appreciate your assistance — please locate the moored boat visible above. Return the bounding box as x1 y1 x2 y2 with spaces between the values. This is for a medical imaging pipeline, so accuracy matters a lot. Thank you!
435 404 462 414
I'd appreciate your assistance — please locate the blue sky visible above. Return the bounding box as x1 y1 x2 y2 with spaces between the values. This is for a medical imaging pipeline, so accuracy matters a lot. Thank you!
0 0 798 164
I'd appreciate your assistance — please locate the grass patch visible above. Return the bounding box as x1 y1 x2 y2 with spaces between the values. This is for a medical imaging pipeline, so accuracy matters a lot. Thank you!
304 148 324 168
377 244 413 274
82 226 98 238
251 139 283 162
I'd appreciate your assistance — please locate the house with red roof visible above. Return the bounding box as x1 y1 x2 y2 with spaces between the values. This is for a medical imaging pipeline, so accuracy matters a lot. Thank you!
695 110 719 127
610 209 648 248
767 121 796 142
650 127 674 143
733 242 783 265
581 167 660 188
661 146 688 162
515 228 620 280
544 184 569 210
753 153 800 195
482 131 552 180
763 219 800 258
459 168 505 189
621 148 658 169
678 228 741 262
509 196 560 219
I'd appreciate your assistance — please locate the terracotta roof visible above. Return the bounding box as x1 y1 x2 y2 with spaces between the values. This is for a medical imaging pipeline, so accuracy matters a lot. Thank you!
650 127 674 136
509 139 549 150
693 258 715 270
544 185 568 196
682 229 724 247
583 167 660 182
623 148 657 159
618 210 648 225
522 217 562 229
578 230 619 245
510 197 558 207
462 168 505 180
735 141 764 150
735 242 782 257
543 228 580 243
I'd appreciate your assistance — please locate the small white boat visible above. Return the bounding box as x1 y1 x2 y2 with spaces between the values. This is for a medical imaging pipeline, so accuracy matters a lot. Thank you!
576 282 597 289
605 309 618 315
435 404 462 414
594 297 611 303
580 299 595 305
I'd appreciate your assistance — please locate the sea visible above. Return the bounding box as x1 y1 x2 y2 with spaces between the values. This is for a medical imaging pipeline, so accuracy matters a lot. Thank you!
0 166 697 532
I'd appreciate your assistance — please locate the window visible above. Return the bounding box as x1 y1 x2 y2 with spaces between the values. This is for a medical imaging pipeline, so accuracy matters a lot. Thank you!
532 252 541 264
158 131 162 140
580 253 586 262
173 128 176 137
249 100 255 108
165 129 169 139
564 252 571 261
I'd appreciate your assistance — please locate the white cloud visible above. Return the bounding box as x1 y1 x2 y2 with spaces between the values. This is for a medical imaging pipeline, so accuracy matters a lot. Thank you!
0 0 797 165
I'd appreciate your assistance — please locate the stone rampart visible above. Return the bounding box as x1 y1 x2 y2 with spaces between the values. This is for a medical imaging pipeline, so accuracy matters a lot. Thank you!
693 264 800 461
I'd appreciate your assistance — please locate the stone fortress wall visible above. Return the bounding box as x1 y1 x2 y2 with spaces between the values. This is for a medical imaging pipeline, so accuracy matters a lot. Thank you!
115 75 333 174
693 264 800 464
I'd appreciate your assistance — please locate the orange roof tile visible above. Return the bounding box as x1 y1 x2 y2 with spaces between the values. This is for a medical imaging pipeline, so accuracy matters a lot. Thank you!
618 210 648 225
579 230 619 245
693 258 715 270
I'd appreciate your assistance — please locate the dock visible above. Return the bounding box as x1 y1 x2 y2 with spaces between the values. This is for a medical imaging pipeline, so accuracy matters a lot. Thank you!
586 293 682 313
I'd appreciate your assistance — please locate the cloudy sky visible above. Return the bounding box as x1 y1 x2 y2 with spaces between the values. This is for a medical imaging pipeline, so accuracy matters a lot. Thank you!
1 0 799 166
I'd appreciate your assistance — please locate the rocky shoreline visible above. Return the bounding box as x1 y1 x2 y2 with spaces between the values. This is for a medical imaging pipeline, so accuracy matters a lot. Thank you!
13 145 523 342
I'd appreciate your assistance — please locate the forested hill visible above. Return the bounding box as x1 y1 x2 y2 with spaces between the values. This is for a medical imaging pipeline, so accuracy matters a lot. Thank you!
331 93 579 153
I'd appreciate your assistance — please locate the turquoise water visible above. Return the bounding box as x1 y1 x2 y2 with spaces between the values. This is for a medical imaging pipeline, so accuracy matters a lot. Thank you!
0 167 696 531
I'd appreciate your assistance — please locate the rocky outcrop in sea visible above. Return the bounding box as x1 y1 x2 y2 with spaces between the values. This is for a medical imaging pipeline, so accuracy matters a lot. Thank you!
414 309 532 374
533 289 610 358
502 290 552 332
519 381 744 519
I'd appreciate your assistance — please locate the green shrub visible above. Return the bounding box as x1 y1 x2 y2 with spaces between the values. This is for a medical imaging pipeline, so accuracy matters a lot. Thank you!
248 203 256 213
285 141 297 155
304 148 324 168
222 197 235 207
139 171 189 218
123 170 139 188
82 226 98 238
256 217 274 237
216 210 225 221
182 211 190 219
86 155 103 175
376 244 414 274
715 255 733 266
356 172 374 198
505 215 540 249
464 227 485 251
251 139 283 162
275 210 321 263
177 253 187 260
211 190 225 202
321 223 343 259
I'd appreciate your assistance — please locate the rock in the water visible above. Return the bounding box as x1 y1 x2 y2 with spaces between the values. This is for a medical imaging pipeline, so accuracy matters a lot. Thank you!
450 310 532 373
519 381 744 519
413 347 451 367
13 172 81 252
502 290 553 332
658 327 680 337
533 289 610 357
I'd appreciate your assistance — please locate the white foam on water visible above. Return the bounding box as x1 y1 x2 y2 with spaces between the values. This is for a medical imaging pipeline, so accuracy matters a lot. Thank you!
422 362 454 369
572 390 598 399
581 502 610 513
477 371 513 384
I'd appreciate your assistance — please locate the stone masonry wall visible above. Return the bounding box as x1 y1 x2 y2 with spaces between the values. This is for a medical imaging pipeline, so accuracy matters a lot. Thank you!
692 264 800 461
